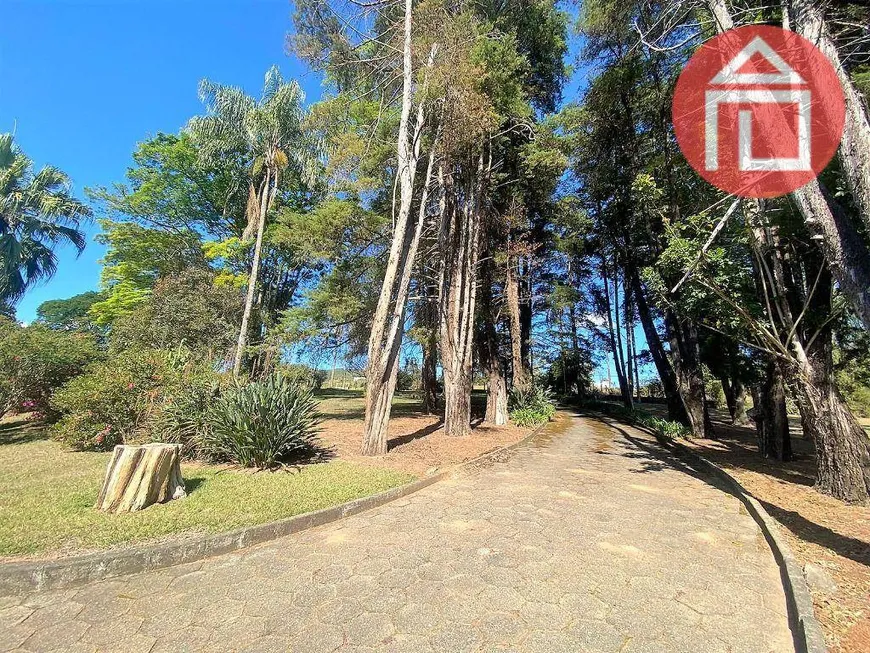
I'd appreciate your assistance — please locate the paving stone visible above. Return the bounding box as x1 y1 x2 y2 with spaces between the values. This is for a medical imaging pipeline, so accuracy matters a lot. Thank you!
20 619 89 651
0 414 794 653
80 613 143 646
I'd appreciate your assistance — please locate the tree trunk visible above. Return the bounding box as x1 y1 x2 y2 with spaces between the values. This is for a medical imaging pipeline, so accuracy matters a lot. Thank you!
506 256 529 392
479 247 508 425
97 444 186 514
667 312 708 438
602 259 632 409
721 375 736 420
787 261 870 502
755 359 791 461
624 273 637 402
233 173 273 378
361 27 439 459
732 377 750 426
629 266 689 425
791 0 870 236
421 320 439 415
438 157 484 437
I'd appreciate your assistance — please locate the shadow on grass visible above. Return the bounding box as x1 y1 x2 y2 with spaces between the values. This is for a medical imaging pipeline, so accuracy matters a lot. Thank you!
316 388 364 399
184 476 207 495
0 419 48 446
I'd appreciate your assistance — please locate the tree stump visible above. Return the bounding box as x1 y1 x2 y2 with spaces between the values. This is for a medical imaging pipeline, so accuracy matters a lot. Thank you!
96 443 187 514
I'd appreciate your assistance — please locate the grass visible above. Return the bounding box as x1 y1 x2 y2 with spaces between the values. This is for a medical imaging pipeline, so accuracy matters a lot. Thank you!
0 415 414 559
315 388 425 420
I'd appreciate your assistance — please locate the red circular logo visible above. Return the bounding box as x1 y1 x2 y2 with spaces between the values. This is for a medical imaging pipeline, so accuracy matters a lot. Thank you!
673 25 845 198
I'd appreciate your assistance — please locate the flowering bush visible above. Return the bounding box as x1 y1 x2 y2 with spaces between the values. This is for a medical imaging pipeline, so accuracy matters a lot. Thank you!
50 347 220 451
0 318 101 420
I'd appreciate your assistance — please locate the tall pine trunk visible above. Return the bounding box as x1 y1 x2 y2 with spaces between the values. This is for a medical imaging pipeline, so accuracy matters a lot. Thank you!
438 158 484 437
755 359 792 461
629 266 689 425
666 312 709 438
361 1 439 455
506 255 529 391
478 263 508 425
420 312 439 415
602 259 632 408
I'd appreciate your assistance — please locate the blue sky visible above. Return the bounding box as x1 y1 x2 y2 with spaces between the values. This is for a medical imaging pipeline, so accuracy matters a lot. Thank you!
1 0 321 322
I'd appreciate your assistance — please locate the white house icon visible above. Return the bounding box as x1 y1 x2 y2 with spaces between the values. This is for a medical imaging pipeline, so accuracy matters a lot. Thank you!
705 36 812 172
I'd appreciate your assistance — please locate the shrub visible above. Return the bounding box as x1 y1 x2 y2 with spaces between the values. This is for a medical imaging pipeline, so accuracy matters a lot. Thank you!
50 347 219 451
201 375 322 469
396 368 419 392
511 406 556 427
152 379 223 458
509 384 556 427
583 399 691 440
278 364 327 391
0 319 101 419
636 414 691 440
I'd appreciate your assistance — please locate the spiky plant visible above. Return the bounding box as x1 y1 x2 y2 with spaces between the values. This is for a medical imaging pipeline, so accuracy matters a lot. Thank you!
202 374 323 469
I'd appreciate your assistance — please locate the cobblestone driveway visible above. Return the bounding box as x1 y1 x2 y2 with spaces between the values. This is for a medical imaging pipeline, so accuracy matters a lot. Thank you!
0 413 795 652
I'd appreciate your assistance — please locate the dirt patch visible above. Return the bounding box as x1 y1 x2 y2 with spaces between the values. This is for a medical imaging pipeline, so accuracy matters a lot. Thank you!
682 416 870 653
318 414 532 476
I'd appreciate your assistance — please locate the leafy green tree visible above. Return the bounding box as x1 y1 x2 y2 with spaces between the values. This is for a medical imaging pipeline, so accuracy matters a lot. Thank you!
0 134 91 304
87 133 244 324
36 291 104 333
109 268 242 361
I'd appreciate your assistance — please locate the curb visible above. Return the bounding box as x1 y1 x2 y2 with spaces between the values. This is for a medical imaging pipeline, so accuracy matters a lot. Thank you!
0 419 551 595
590 412 827 653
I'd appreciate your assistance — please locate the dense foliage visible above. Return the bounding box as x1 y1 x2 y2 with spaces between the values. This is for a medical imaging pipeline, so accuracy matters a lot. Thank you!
0 319 100 419
50 348 219 451
201 375 322 469
509 385 557 427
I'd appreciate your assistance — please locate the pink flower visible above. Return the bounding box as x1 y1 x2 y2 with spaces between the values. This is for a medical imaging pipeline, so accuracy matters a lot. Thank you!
127 383 136 390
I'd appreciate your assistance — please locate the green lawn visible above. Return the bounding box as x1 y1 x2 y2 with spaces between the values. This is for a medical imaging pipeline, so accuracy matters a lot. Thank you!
315 388 426 420
0 417 413 559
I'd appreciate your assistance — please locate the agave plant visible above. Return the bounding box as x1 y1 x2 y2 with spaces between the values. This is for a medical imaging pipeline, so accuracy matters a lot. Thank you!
202 374 323 469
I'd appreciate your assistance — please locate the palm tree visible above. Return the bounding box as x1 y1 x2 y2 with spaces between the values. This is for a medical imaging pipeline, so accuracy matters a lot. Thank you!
187 66 317 377
0 133 91 304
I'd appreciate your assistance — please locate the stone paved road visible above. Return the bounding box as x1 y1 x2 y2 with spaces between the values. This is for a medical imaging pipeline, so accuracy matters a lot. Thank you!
0 413 795 653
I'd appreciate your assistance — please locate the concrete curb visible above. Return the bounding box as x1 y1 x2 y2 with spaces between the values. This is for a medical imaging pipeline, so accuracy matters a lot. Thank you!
0 419 550 596
591 412 827 653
